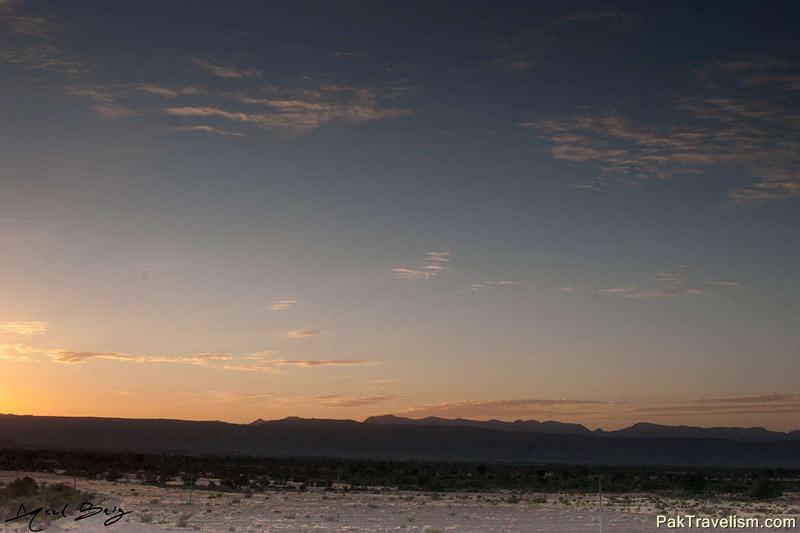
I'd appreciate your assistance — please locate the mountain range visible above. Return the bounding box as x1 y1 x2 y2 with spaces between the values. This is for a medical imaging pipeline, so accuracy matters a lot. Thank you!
1 413 799 467
362 415 800 442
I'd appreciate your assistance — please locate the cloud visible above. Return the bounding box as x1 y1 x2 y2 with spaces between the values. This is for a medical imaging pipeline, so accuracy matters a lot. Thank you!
173 125 243 137
652 272 680 283
330 51 365 59
268 299 296 311
65 83 202 119
0 26 86 76
523 56 800 204
0 345 372 373
286 329 321 339
466 280 515 292
598 286 703 299
91 104 137 118
5 14 54 38
396 394 800 423
702 280 742 287
195 390 275 404
399 398 609 419
557 8 632 24
393 251 453 280
50 350 248 367
0 2 88 76
271 359 374 367
728 180 800 206
66 85 140 118
425 251 451 263
161 82 412 137
316 395 398 408
0 321 47 335
0 343 42 362
135 84 199 98
192 58 261 79
554 286 574 292
493 56 533 74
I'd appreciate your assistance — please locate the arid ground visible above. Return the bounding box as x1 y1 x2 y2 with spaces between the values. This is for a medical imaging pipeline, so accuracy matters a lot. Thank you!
1 471 798 532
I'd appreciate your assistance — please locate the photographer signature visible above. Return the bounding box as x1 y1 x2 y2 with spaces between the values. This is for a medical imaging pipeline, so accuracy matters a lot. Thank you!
5 501 132 532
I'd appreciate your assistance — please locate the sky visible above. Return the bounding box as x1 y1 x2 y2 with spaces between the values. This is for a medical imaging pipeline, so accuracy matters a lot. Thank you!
1 0 799 430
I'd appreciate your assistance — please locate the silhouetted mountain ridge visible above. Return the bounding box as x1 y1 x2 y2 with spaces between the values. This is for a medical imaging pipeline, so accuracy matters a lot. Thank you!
1 413 799 467
364 415 800 442
364 415 593 436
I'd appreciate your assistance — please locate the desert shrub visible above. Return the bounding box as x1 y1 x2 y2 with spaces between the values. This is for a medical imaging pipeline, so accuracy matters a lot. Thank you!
0 478 94 529
176 512 192 527
2 477 38 498
682 474 707 496
748 479 783 500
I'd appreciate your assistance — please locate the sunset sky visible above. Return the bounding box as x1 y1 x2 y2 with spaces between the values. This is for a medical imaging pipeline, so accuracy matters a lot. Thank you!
1 0 799 430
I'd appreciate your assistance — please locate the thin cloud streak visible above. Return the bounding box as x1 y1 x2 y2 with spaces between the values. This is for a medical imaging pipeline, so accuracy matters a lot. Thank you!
393 251 453 280
272 359 375 368
466 280 515 292
0 321 47 335
286 329 322 339
0 344 375 373
396 394 800 424
191 57 261 79
268 299 296 311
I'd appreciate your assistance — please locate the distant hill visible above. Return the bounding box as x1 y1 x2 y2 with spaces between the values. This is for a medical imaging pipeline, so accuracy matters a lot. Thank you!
365 415 800 442
364 415 594 436
605 422 800 442
1 414 799 467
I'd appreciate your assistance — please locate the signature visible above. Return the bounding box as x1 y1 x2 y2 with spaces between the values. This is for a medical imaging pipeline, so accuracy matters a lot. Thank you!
5 502 132 532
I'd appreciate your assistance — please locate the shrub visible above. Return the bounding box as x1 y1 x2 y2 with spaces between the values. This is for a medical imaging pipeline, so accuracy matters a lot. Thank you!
748 479 783 500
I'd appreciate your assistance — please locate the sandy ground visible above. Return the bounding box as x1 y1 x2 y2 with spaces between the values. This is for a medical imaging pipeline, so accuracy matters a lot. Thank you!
0 471 798 532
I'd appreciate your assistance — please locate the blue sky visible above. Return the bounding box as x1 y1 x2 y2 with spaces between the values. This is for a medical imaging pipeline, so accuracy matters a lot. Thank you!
1 0 799 429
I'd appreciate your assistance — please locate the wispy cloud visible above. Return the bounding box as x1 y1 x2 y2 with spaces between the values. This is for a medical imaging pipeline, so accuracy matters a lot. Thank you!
330 51 366 59
493 56 533 74
191 57 261 79
271 359 375 367
702 280 742 287
286 329 322 339
190 390 275 405
163 83 411 137
466 280 515 292
91 104 137 119
135 84 200 98
0 344 375 373
0 343 40 362
393 251 453 280
316 394 398 408
0 321 47 335
268 299 296 311
598 286 704 299
554 286 574 293
172 125 243 137
66 85 139 118
398 398 608 419
396 394 800 423
0 3 86 76
523 56 800 204
652 272 680 283
557 7 632 24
